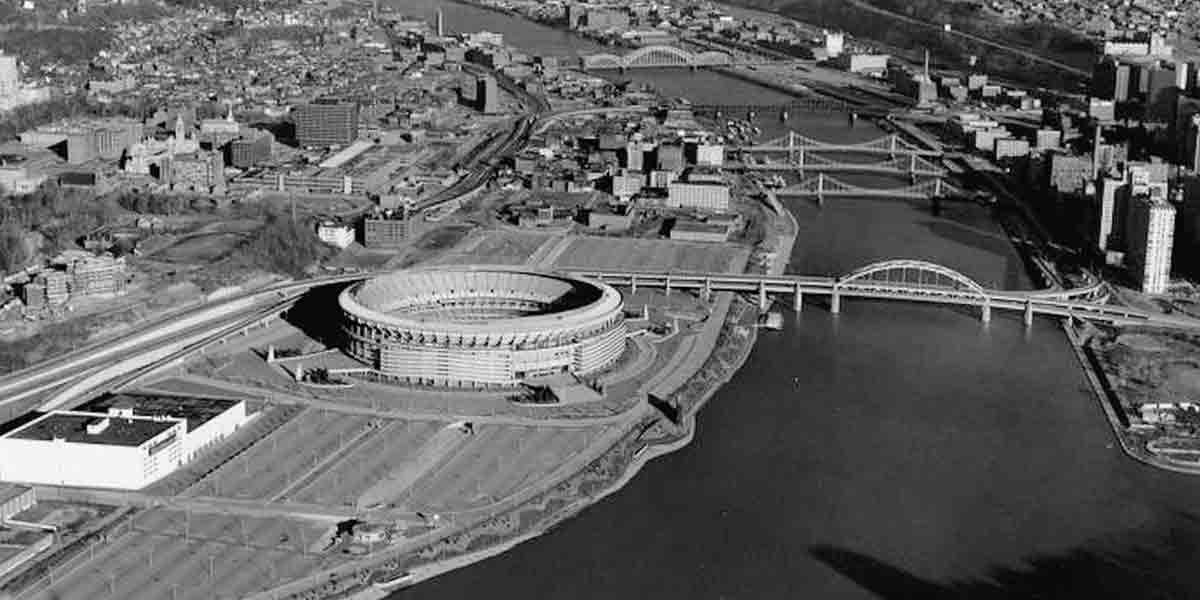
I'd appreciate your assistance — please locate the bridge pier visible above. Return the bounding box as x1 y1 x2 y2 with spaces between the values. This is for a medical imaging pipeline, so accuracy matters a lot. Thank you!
981 301 991 324
630 275 637 295
664 274 671 297
830 290 841 314
793 282 803 313
702 278 712 303
758 280 769 312
1024 299 1034 327
888 134 898 160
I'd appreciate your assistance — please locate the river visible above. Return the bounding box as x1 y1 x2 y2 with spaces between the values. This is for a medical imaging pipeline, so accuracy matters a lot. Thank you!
387 2 1200 598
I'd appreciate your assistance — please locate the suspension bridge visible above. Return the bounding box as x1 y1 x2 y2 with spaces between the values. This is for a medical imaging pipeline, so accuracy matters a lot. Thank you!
567 260 1199 328
729 152 947 179
736 132 944 158
772 174 963 202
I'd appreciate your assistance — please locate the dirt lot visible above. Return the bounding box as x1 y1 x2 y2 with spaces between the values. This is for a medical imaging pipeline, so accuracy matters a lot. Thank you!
552 236 749 273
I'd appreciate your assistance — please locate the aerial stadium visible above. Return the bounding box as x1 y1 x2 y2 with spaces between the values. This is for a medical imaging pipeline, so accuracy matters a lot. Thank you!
338 266 627 388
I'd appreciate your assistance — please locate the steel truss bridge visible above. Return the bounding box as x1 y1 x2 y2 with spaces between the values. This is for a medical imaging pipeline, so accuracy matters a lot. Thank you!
729 152 947 179
736 132 944 158
580 45 787 70
567 260 1197 328
774 173 963 201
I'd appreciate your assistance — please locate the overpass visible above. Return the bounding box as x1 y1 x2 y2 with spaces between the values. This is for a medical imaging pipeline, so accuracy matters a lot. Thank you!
580 45 795 70
736 132 944 158
566 260 1197 328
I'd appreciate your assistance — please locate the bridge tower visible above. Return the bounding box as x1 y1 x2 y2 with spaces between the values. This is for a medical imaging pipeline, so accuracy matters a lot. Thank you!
787 131 797 162
908 154 918 184
795 146 805 179
793 280 803 313
888 134 898 159
816 172 825 207
630 274 638 295
758 280 769 311
702 277 713 303
664 274 672 297
933 177 943 198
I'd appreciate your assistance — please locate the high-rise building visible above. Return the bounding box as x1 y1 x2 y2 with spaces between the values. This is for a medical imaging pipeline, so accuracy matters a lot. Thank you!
475 75 499 114
294 101 359 147
227 129 273 168
1125 195 1175 293
363 211 415 248
0 52 18 97
1096 176 1125 251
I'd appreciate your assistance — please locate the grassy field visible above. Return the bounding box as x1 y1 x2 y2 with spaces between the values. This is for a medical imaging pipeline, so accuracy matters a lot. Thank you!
34 509 338 600
553 236 748 273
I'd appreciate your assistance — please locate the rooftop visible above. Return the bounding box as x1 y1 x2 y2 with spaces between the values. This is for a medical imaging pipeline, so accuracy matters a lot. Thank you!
75 394 242 433
5 411 178 447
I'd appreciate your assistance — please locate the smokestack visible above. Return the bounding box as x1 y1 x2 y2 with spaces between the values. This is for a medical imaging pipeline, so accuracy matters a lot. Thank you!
437 9 444 37
923 49 930 80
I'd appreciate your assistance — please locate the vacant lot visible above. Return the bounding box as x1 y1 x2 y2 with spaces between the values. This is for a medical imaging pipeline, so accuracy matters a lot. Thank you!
429 230 555 267
34 509 338 600
553 236 748 273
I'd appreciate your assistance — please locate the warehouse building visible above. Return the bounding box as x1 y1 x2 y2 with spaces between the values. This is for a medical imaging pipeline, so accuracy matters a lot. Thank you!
0 395 247 489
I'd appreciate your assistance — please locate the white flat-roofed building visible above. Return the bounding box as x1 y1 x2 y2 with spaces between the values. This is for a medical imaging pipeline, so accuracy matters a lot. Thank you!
0 411 186 489
0 395 247 489
317 221 356 248
667 181 730 212
694 143 724 167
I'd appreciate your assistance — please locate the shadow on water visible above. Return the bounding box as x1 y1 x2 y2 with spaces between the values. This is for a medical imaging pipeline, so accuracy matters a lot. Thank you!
811 512 1200 599
917 220 1026 290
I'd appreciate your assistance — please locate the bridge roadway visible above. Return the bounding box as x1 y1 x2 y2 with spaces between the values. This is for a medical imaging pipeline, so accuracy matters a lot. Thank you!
565 266 1197 328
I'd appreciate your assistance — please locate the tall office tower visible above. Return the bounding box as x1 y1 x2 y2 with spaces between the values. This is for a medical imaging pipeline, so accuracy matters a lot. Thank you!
1095 175 1124 251
475 75 499 114
294 101 359 147
1189 114 1200 172
1125 195 1176 294
0 52 18 97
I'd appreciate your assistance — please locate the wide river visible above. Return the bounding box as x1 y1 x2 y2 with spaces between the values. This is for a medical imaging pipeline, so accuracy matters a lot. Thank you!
390 2 1200 597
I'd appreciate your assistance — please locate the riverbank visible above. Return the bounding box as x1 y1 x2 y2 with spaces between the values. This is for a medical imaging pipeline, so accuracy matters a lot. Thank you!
290 296 762 600
1063 321 1200 476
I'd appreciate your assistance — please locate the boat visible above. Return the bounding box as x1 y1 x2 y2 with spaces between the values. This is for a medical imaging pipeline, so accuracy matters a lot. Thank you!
372 571 415 590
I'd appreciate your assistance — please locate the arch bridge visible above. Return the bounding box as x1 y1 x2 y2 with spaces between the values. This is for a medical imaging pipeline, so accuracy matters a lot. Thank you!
581 45 736 70
564 259 1191 328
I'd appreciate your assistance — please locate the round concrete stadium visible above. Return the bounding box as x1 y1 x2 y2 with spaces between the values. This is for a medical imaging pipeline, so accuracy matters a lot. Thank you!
338 266 627 388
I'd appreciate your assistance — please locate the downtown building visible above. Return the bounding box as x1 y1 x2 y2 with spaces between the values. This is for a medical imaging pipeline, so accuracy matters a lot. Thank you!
294 101 360 147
